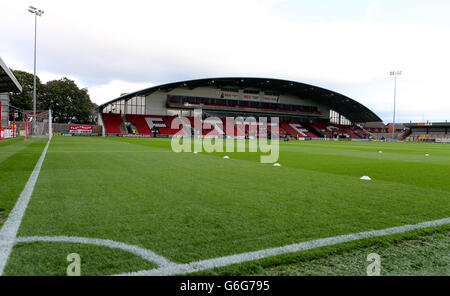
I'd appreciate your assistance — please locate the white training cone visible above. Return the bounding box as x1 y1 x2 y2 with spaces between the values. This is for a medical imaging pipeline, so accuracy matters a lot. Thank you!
273 163 281 167
223 156 229 159
360 176 372 180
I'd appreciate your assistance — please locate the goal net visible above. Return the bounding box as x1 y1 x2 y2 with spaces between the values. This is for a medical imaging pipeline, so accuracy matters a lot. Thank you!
25 110 52 140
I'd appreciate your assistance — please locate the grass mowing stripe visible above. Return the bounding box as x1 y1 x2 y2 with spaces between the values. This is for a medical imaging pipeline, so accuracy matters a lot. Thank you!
195 140 450 192
0 139 47 224
17 138 449 259
0 139 50 275
6 137 450 275
196 224 450 275
255 228 450 276
3 241 157 276
120 217 450 276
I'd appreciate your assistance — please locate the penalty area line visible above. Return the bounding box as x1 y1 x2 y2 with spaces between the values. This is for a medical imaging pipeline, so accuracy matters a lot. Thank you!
0 138 51 276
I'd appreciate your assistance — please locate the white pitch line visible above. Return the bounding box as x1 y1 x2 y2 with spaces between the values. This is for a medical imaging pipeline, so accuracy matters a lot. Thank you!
47 150 173 153
119 217 450 276
16 236 174 267
0 139 51 275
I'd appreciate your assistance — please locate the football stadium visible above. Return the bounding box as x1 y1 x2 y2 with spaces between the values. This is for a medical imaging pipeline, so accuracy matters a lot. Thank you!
1 57 449 278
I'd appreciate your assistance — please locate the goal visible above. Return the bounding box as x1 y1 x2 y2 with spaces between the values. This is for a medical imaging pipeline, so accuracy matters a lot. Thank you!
25 110 52 140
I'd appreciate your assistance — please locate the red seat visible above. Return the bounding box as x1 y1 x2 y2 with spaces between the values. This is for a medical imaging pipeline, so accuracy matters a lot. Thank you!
281 121 317 138
126 115 152 135
102 114 123 134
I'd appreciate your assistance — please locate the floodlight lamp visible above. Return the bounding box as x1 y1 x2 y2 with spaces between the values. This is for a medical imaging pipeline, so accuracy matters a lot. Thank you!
390 70 402 76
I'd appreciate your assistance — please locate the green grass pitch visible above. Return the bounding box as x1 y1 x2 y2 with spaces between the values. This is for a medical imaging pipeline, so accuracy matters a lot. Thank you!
1 136 449 275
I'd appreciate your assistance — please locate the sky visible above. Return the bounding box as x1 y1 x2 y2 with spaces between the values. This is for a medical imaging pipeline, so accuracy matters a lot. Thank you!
1 0 450 123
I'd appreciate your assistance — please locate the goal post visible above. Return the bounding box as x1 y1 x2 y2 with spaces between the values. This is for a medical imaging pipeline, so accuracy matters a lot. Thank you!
25 109 52 140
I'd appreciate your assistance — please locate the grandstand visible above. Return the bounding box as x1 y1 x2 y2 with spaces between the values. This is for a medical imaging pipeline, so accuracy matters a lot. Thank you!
403 122 450 142
98 77 379 140
361 121 450 142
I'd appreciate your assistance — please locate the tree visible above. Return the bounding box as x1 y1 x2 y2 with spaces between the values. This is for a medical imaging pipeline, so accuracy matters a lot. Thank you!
10 70 97 124
9 70 45 110
90 102 99 123
42 77 95 124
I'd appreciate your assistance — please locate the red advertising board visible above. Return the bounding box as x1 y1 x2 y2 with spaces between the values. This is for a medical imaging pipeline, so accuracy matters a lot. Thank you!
69 125 93 134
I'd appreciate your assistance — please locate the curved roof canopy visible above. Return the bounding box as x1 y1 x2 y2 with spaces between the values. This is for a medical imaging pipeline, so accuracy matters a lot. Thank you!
0 56 22 93
99 77 381 123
